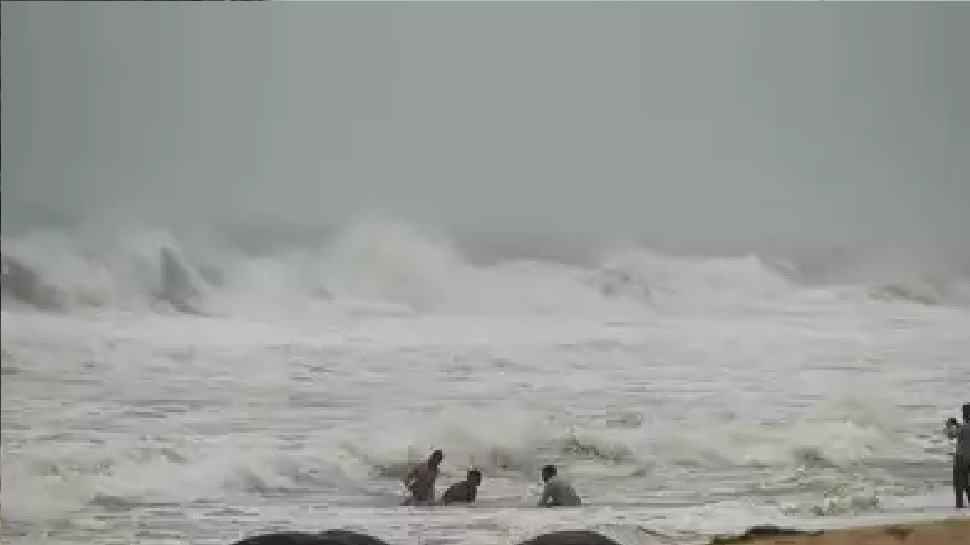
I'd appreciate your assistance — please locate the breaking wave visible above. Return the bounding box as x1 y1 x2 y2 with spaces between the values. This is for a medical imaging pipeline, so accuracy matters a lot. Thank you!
3 218 967 317
0 396 915 525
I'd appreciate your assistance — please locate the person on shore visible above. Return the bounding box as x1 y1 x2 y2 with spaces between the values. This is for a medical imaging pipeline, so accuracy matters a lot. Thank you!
439 469 483 505
944 403 970 508
402 449 444 506
537 464 582 507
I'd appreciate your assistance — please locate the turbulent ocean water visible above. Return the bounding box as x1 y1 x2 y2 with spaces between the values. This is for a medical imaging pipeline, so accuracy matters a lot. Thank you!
2 218 969 545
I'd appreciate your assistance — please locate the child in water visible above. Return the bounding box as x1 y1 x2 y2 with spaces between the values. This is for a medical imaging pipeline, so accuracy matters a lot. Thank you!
439 469 483 505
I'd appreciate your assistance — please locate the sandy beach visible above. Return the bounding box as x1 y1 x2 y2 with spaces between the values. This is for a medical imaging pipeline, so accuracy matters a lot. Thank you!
710 518 970 545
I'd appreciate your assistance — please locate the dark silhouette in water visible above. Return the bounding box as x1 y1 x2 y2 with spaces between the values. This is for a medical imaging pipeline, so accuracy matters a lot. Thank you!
0 246 205 313
155 246 204 315
1 253 60 309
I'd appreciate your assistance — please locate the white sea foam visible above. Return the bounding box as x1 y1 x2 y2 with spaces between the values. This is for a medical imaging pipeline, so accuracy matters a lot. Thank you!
5 218 967 320
3 219 969 544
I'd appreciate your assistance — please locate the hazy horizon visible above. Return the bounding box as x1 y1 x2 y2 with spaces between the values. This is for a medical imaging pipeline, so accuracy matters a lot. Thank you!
3 2 968 261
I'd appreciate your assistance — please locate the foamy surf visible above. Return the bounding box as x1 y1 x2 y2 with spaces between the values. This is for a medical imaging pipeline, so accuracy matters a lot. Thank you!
4 219 967 323
3 219 970 544
4 257 969 543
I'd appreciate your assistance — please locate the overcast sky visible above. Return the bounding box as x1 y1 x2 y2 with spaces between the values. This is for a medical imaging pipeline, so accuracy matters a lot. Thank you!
2 2 968 254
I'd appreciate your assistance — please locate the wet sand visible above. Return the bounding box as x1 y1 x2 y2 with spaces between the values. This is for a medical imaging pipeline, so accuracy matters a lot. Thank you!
710 518 970 545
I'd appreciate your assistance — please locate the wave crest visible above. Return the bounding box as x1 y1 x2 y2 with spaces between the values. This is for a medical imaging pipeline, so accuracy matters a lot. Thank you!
4 218 967 317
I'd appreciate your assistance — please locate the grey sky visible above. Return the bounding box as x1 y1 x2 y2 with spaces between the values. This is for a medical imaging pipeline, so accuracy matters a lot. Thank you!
2 2 968 255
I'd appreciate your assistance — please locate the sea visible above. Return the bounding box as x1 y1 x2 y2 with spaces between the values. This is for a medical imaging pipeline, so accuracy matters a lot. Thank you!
2 218 969 544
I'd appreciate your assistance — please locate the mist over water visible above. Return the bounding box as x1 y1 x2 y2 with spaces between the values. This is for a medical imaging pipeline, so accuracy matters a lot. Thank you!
4 2 970 315
3 3 969 262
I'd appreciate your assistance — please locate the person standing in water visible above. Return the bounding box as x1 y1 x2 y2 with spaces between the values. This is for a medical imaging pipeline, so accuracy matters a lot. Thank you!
402 449 444 506
537 464 582 507
439 469 483 505
945 403 970 508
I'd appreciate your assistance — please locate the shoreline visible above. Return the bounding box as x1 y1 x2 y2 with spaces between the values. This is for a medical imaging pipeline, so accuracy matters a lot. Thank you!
706 518 970 545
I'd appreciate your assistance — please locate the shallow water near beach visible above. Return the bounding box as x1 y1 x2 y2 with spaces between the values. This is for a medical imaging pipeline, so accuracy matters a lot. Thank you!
3 224 969 545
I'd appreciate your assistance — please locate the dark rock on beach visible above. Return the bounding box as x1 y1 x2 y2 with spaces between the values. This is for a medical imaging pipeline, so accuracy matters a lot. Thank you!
518 530 623 545
231 530 392 545
231 529 623 545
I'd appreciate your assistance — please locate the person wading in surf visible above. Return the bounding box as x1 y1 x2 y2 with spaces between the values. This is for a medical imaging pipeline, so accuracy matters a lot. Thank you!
537 464 582 507
402 449 443 506
439 469 483 505
945 403 970 508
